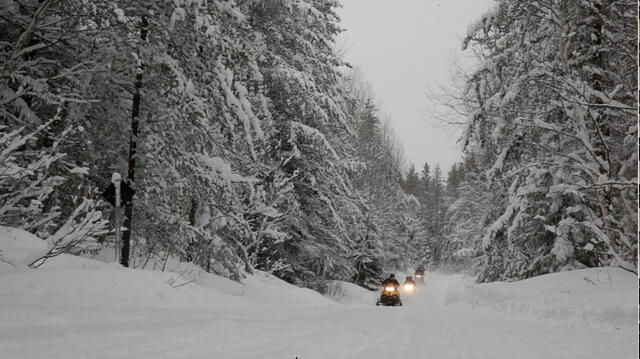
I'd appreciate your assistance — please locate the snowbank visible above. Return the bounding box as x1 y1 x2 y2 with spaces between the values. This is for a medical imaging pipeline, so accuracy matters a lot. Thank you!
0 226 331 317
0 226 48 266
0 258 241 317
323 280 377 305
129 254 332 306
444 268 637 327
242 270 333 306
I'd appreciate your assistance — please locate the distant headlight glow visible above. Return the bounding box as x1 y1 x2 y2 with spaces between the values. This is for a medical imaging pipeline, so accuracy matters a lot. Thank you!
404 284 415 291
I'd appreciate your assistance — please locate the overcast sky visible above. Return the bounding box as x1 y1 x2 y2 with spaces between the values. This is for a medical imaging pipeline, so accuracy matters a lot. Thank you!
337 0 495 174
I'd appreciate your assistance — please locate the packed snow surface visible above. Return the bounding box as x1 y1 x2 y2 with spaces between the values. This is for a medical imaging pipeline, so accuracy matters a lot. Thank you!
1 227 637 359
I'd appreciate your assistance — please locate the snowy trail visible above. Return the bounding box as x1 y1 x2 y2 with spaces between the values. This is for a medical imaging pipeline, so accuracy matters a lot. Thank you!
1 272 636 359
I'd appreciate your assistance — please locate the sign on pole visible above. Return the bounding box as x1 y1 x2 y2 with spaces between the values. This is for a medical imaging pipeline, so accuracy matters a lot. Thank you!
102 180 135 207
101 174 135 265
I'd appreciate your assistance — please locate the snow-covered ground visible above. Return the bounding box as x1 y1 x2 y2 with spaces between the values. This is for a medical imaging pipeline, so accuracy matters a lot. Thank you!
1 227 637 359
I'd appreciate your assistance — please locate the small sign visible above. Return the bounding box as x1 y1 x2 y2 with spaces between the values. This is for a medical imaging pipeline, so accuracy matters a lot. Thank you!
102 181 135 207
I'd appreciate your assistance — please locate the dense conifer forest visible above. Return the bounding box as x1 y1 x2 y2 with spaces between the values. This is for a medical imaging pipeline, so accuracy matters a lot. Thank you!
1 0 636 291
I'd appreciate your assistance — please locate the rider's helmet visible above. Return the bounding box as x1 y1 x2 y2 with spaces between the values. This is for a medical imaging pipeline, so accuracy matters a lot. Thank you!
389 273 395 279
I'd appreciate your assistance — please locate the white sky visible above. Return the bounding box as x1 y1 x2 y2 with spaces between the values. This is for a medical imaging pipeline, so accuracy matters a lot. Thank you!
337 0 495 174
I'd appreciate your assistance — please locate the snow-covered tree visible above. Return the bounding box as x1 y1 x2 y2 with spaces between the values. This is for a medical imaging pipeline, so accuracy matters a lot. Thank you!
1 0 444 291
1 0 109 258
241 0 369 288
449 0 637 280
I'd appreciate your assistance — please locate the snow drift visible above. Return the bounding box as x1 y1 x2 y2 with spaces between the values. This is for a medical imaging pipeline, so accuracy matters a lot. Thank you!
443 268 637 327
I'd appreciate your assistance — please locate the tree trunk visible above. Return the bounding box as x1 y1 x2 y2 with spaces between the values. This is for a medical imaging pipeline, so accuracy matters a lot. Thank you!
121 15 148 267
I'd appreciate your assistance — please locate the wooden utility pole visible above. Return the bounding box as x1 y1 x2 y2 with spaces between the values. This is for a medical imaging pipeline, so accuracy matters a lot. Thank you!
121 15 148 267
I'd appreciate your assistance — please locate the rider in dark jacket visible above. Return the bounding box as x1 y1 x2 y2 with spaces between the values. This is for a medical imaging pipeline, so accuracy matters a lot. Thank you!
381 273 400 288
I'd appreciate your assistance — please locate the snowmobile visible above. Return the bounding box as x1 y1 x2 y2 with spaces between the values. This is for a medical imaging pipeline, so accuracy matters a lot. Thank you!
376 284 402 306
414 266 426 285
402 276 416 292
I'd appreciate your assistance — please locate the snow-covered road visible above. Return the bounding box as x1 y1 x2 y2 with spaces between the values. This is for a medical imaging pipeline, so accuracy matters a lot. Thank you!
2 272 635 359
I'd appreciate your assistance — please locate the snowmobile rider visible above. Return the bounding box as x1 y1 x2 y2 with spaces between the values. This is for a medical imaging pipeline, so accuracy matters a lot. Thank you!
381 273 400 288
377 273 403 306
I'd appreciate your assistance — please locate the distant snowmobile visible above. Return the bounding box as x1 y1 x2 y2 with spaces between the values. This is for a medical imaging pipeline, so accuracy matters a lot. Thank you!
402 276 416 292
414 265 426 285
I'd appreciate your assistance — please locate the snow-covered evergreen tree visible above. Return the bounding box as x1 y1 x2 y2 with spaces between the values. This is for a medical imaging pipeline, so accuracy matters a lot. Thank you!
447 0 637 280
1 0 449 290
242 0 368 288
1 0 109 259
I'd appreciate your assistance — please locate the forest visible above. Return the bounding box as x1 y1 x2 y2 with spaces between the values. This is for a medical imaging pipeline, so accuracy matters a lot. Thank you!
1 0 636 293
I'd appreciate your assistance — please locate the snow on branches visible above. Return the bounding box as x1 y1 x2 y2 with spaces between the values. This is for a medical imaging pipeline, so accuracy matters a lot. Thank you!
452 0 637 280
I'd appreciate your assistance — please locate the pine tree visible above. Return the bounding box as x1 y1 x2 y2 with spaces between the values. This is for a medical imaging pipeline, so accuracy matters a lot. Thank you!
0 0 110 258
244 0 368 288
452 0 637 280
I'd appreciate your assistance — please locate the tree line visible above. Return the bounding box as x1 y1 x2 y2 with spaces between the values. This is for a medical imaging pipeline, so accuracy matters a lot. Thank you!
2 0 635 288
1 0 423 291
417 0 637 281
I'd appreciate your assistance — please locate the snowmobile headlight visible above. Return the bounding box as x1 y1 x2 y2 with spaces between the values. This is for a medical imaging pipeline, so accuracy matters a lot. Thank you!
415 274 422 278
384 286 395 292
404 284 415 291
